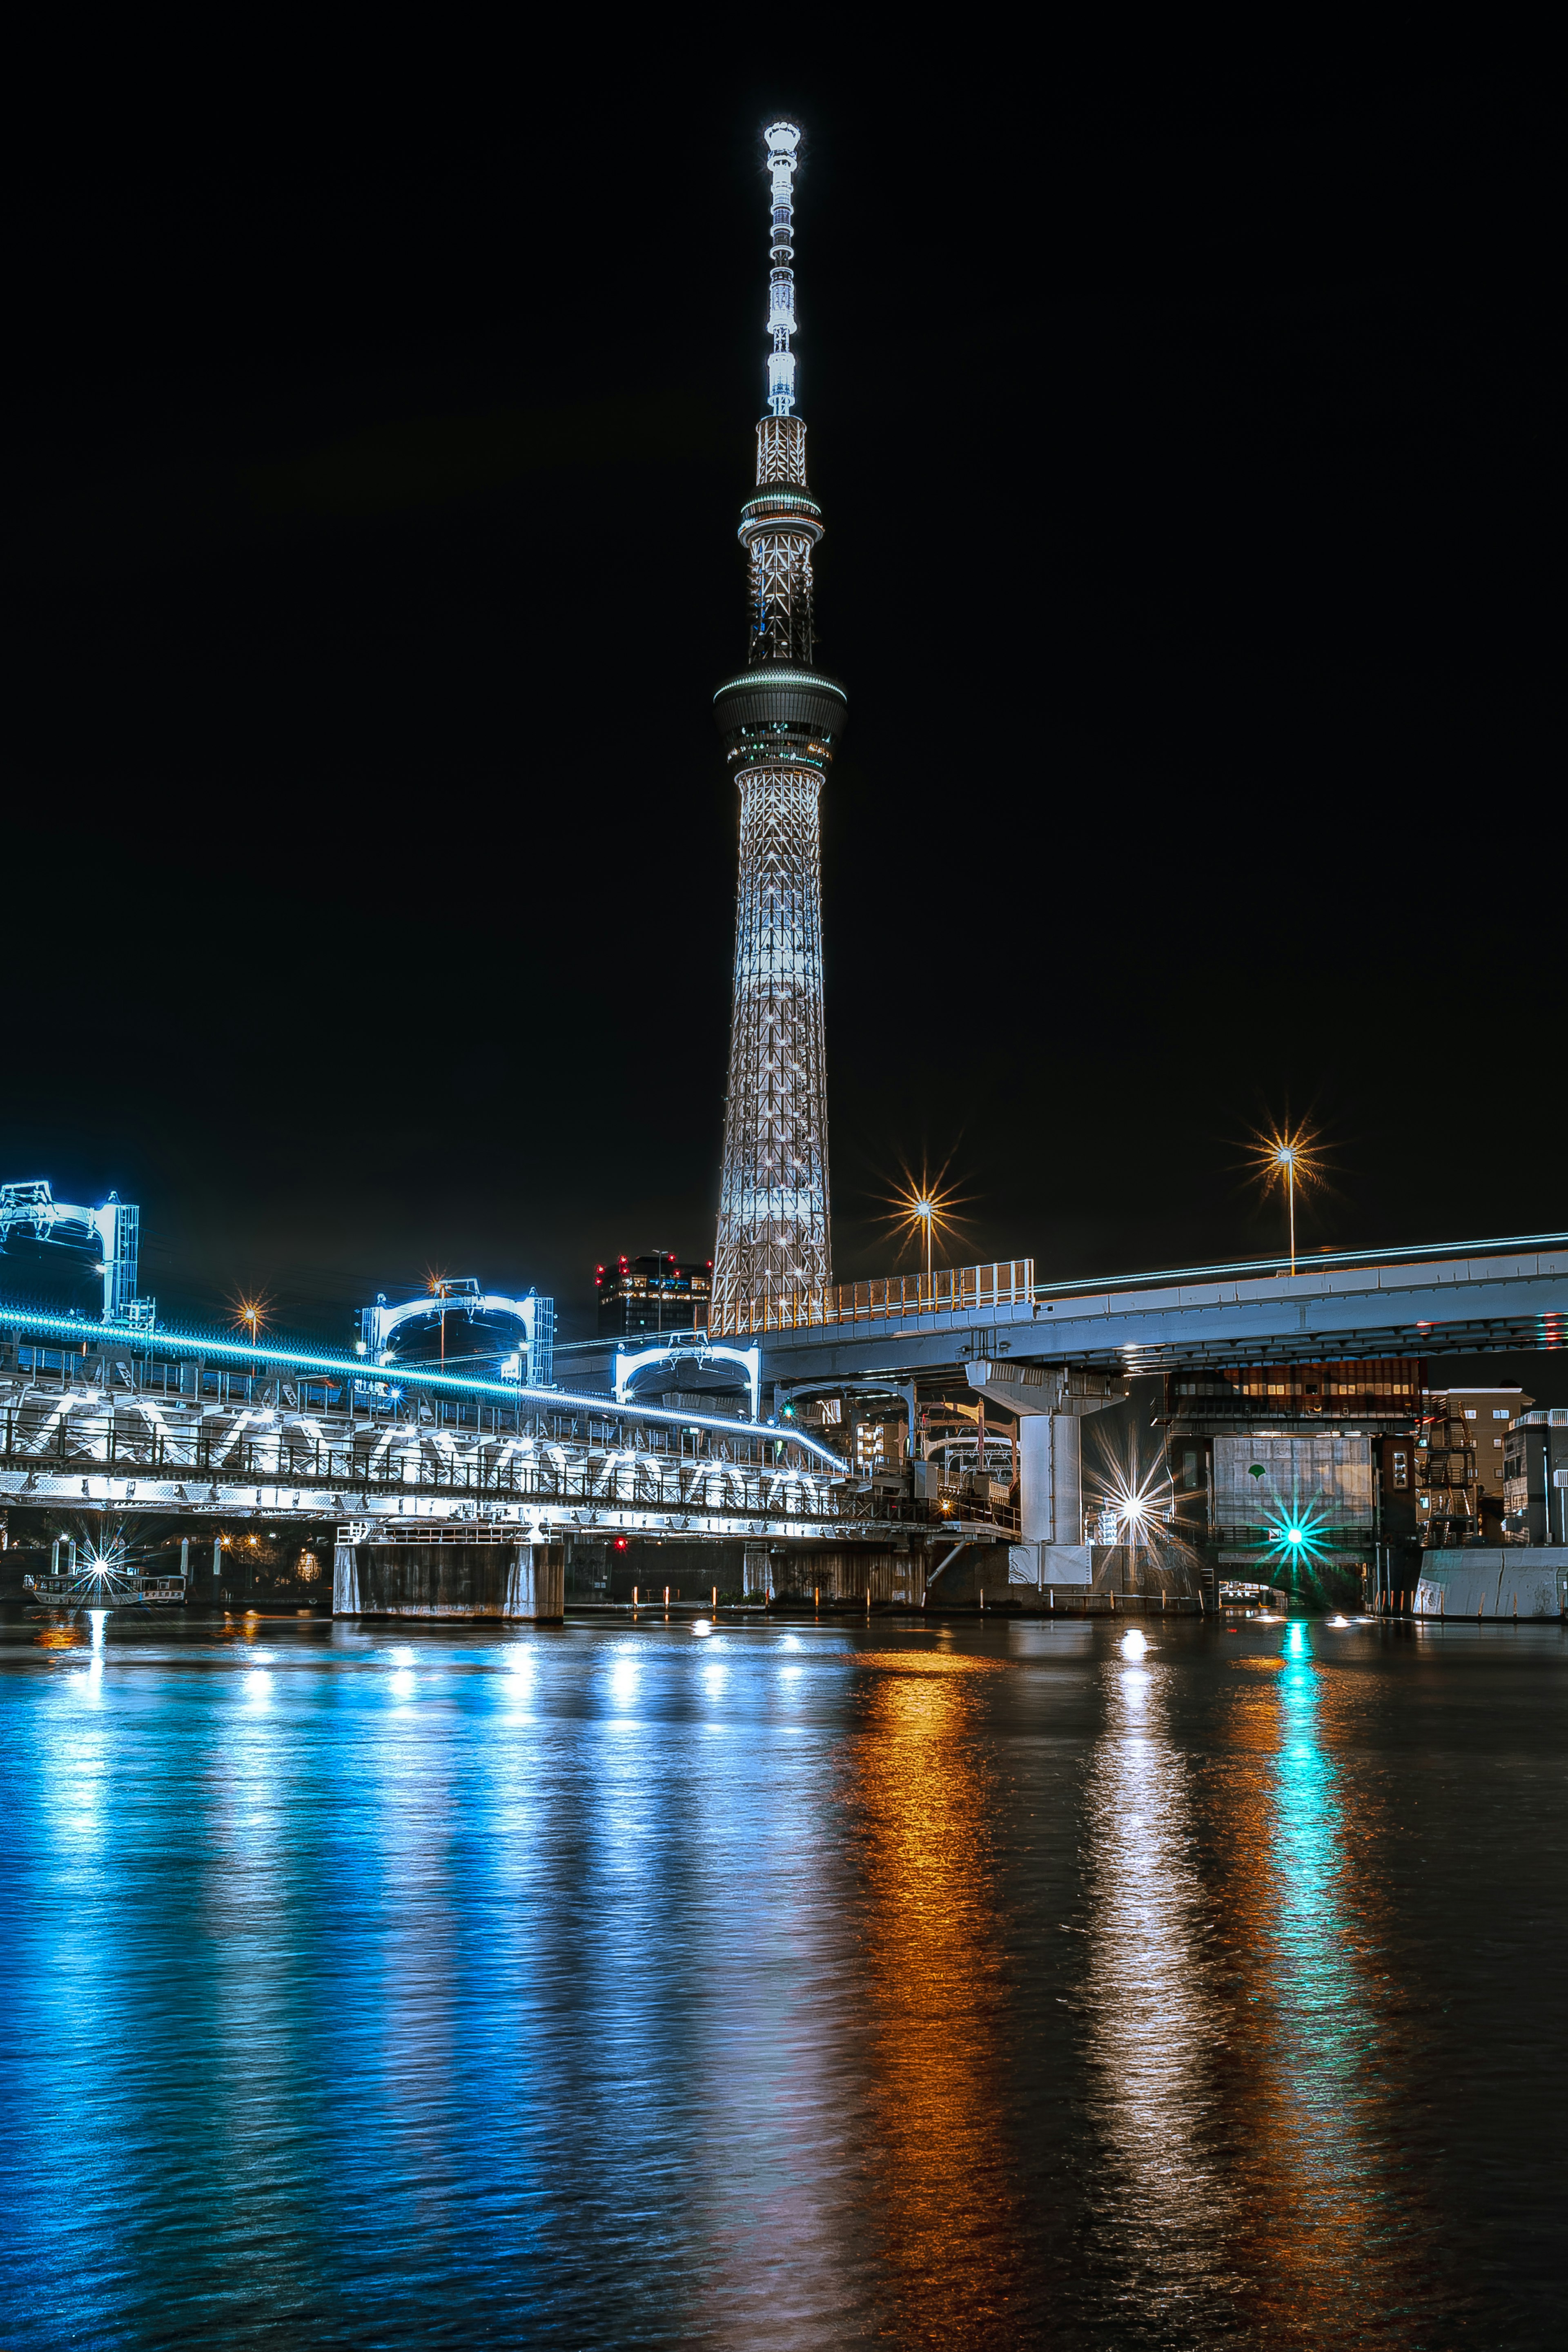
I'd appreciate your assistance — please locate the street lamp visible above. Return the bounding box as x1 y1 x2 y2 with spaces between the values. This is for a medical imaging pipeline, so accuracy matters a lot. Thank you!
1245 1118 1323 1276
1274 1145 1298 1275
915 1198 935 1283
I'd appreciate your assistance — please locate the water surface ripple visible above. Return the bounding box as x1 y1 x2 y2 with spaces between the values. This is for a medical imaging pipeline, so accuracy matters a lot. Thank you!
1 1612 1561 2347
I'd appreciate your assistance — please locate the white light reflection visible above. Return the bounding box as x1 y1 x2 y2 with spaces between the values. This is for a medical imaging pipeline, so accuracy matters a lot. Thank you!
390 1668 415 1698
1082 1647 1233 2305
691 1619 714 1637
75 1611 109 1703
1119 1628 1148 1659
500 1643 534 1719
244 1668 274 1707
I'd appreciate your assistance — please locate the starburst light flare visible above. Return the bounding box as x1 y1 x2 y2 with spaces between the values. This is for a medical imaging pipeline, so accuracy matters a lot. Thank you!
1083 1429 1205 1592
1243 1116 1327 1274
880 1160 973 1283
230 1290 272 1344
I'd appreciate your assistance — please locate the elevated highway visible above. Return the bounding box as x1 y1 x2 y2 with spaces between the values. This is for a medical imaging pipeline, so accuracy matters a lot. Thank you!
751 1234 1568 1393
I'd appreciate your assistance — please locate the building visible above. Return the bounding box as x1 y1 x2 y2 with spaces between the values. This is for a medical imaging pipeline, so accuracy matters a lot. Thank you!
1162 1356 1423 1600
1423 1386 1531 1508
1502 1407 1568 1545
710 122 847 1334
595 1254 711 1340
1412 1396 1481 1545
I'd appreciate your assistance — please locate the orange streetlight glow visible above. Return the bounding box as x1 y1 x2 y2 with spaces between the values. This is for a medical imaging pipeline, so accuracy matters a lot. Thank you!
882 1163 971 1285
1244 1119 1326 1276
229 1290 273 1371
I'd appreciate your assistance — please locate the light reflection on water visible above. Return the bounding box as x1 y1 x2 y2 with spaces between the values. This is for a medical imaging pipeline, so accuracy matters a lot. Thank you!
847 1650 1027 2341
0 1613 1559 2348
1080 1650 1235 2330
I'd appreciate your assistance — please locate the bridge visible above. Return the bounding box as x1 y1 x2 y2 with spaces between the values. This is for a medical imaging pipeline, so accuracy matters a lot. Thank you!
746 1234 1568 1389
737 1232 1568 1583
4 1227 1565 1616
0 1301 1003 1616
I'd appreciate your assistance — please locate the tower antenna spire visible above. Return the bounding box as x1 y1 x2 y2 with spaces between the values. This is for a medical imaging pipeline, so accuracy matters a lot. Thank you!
710 121 847 1336
764 120 802 417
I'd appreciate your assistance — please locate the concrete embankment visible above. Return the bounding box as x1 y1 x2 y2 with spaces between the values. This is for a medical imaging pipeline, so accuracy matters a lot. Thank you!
1413 1548 1568 1619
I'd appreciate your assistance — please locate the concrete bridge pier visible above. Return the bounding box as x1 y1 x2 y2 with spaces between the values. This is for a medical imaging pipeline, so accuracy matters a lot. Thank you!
503 1544 565 1621
333 1538 565 1621
967 1363 1127 1587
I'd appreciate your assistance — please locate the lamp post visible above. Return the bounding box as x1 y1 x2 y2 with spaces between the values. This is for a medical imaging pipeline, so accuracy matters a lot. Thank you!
428 1275 451 1368
1275 1146 1297 1274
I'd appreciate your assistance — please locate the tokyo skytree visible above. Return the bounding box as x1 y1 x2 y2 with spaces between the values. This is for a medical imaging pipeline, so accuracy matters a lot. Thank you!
710 121 847 1335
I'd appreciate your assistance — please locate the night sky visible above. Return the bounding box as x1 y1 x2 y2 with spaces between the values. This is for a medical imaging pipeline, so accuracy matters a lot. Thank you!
7 47 1557 1353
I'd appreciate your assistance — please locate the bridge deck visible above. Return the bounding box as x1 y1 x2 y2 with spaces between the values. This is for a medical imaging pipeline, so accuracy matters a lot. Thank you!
756 1241 1568 1384
0 1363 1007 1547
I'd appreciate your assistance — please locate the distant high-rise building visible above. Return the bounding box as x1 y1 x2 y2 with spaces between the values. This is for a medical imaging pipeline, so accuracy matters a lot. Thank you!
710 121 847 1334
595 1254 712 1340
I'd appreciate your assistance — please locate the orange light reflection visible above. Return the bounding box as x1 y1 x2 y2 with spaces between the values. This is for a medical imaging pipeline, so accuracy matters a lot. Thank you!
847 1652 1027 2338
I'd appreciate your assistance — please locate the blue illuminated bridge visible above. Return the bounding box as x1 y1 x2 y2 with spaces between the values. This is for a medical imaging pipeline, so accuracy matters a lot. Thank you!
2 1228 1565 1613
0 1298 858 1548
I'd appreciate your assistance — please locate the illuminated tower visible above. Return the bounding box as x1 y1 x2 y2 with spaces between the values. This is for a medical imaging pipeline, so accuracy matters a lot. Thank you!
710 121 847 1334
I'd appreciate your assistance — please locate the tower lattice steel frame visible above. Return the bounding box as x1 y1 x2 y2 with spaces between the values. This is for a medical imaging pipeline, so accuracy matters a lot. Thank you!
710 122 847 1335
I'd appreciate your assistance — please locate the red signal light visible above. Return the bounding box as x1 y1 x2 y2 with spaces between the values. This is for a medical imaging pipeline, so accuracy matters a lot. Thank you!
614 1537 628 1551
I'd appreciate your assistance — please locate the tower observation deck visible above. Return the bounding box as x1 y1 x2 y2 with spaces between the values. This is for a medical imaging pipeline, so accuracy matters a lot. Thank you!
710 122 847 1335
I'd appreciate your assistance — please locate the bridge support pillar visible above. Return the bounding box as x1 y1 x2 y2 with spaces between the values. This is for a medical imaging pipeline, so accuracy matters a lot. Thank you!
333 1537 361 1615
1018 1413 1083 1549
504 1544 565 1623
332 1541 564 1620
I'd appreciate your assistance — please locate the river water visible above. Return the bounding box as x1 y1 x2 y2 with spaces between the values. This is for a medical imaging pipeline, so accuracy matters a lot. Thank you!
0 1608 1561 2348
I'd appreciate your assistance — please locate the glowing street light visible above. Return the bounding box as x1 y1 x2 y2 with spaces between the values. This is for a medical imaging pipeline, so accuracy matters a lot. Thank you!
914 1197 935 1281
231 1291 272 1377
884 1164 969 1289
1244 1118 1325 1275
1276 1145 1299 1273
426 1270 453 1368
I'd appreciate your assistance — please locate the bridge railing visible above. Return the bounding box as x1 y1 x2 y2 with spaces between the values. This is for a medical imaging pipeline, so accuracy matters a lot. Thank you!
714 1261 1035 1336
0 1415 837 1512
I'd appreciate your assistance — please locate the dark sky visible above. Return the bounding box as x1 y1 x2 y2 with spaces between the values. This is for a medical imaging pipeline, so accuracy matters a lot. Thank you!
5 41 1557 1348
